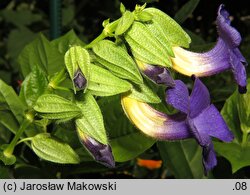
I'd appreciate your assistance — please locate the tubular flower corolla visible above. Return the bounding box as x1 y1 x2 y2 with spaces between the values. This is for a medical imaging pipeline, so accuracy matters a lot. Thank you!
121 77 234 173
171 4 247 93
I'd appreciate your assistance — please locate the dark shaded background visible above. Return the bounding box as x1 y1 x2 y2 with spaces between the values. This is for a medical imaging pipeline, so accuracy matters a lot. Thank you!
0 0 249 179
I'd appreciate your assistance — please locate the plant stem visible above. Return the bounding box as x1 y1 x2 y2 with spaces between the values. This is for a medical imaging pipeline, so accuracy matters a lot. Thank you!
16 137 33 145
84 31 107 49
49 68 67 89
84 19 120 49
241 132 249 147
53 86 72 92
4 119 32 156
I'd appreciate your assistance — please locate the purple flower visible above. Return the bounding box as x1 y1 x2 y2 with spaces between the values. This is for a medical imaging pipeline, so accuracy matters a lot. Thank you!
122 95 192 140
73 69 87 89
171 4 247 93
166 76 234 173
136 60 175 87
122 76 234 173
77 130 115 168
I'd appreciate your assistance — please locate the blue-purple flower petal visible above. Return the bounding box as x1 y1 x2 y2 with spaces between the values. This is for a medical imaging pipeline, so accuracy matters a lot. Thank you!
217 4 248 93
217 4 242 48
78 135 115 168
165 80 189 114
165 77 234 173
73 70 87 89
230 49 247 93
187 116 211 147
161 113 192 140
189 77 210 118
202 143 217 174
156 68 176 87
191 104 234 142
141 63 175 87
172 4 247 93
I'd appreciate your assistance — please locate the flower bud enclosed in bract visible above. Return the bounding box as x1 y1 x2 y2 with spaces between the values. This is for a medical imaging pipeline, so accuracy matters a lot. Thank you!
73 69 87 90
77 126 115 168
64 46 90 92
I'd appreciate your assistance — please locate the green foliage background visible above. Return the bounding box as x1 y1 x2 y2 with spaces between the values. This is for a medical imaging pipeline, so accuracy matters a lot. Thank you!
0 0 250 179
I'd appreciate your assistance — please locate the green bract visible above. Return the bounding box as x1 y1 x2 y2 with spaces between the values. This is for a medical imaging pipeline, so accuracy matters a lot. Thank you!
31 133 80 164
115 11 134 36
64 46 90 92
126 81 161 104
34 94 82 120
144 8 191 48
133 3 153 22
75 93 108 145
124 21 171 67
133 10 153 22
92 40 143 84
88 64 132 96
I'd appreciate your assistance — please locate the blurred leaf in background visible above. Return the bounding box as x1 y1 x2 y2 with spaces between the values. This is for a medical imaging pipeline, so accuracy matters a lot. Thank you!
214 80 250 173
0 0 249 179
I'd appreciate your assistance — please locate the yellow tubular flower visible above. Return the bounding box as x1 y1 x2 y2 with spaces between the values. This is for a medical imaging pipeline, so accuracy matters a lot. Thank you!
121 95 191 140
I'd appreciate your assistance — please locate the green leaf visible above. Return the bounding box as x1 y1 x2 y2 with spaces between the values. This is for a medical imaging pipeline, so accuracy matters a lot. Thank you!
88 64 132 96
124 21 172 67
31 133 80 164
75 93 108 145
64 45 90 91
126 82 161 103
18 34 64 77
237 89 250 134
62 5 75 26
51 30 86 54
110 132 155 162
0 110 19 134
174 0 200 24
34 94 82 120
0 165 11 178
115 11 134 35
221 80 250 142
92 40 143 84
221 91 242 143
157 140 206 178
0 9 42 27
53 125 81 149
144 8 191 48
99 96 156 162
0 123 12 144
7 27 36 61
20 65 48 107
214 141 250 173
0 71 11 84
0 80 26 123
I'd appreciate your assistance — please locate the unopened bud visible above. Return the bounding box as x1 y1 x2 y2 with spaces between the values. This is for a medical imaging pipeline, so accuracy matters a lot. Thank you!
73 70 87 89
77 130 115 168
